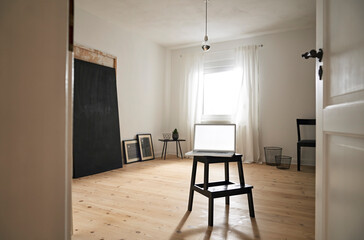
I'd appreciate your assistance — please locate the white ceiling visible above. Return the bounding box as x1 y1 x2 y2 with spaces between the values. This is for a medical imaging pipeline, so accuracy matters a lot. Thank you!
76 0 316 49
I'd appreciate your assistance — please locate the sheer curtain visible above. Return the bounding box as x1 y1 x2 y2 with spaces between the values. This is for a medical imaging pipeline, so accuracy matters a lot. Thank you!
177 53 204 150
233 45 260 163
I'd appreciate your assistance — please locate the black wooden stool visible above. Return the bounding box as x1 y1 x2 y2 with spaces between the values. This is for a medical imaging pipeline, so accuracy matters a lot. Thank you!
187 154 255 226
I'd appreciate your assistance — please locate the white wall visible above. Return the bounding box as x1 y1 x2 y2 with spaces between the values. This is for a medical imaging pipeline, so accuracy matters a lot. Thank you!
75 8 167 156
168 28 316 165
0 0 69 239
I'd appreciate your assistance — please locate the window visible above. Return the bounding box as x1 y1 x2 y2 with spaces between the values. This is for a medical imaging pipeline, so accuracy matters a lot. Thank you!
202 50 240 122
203 70 240 115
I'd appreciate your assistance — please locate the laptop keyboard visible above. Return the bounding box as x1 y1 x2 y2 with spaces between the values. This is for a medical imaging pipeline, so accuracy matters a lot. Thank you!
193 151 234 157
208 152 231 155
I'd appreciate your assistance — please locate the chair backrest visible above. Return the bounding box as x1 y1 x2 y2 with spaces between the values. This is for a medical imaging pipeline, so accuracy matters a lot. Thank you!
296 119 316 141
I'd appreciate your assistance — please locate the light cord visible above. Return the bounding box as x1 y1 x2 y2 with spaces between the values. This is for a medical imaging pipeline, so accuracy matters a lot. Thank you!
205 0 208 37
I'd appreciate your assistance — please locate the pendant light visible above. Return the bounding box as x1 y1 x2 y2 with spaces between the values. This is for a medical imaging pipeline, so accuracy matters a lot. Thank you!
202 0 210 52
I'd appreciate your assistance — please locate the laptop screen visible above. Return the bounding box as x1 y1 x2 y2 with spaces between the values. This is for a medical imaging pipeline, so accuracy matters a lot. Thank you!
194 124 236 152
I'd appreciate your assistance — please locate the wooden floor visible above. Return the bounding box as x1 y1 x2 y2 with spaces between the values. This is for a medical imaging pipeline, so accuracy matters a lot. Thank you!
72 156 315 240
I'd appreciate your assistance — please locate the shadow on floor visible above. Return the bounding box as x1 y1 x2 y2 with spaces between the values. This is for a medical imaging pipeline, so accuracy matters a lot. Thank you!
169 206 261 240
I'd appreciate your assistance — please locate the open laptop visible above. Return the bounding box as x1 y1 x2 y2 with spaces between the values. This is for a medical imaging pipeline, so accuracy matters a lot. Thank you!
185 124 236 157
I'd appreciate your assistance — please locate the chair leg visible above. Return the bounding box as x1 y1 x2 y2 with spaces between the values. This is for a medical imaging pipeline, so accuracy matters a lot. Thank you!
208 197 214 226
297 144 301 171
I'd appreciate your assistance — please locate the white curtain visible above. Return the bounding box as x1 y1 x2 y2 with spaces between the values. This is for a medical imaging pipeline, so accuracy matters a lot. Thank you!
177 53 204 151
233 45 260 163
178 46 260 163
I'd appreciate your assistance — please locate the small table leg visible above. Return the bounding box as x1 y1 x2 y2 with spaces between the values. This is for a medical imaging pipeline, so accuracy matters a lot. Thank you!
176 141 179 158
161 142 166 159
164 142 168 159
178 141 183 159
188 159 198 211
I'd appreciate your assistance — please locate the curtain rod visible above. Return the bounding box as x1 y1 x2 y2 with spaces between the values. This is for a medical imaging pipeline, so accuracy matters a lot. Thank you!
204 44 263 54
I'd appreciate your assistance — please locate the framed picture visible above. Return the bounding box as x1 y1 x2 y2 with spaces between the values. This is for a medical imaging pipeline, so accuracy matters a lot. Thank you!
137 134 155 161
122 139 141 164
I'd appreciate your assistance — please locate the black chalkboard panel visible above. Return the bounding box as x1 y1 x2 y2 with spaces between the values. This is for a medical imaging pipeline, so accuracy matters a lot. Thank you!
73 59 122 178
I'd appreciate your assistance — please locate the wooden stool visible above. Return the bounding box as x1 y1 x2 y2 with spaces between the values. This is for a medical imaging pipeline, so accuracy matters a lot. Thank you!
187 154 255 226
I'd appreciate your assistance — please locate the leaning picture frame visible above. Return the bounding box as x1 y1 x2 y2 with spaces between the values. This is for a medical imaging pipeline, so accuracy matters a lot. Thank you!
122 139 141 164
137 134 155 161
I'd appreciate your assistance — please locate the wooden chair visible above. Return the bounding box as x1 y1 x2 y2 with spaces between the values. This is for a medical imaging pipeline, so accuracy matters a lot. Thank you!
296 119 316 171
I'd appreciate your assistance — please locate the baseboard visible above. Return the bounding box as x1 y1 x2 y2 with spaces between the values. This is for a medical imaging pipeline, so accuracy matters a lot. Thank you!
291 157 316 166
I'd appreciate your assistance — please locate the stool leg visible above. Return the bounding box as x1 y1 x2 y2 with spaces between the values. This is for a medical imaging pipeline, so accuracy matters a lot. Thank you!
237 159 245 186
224 161 230 205
188 159 197 211
204 161 209 190
247 190 255 218
208 197 214 226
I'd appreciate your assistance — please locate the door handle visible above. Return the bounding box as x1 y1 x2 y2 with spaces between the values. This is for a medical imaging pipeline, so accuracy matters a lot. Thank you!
319 65 323 80
302 48 324 80
301 48 323 62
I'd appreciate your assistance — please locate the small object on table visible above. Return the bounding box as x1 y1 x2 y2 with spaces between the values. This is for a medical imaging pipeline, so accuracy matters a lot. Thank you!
172 128 179 140
162 133 171 140
158 139 185 159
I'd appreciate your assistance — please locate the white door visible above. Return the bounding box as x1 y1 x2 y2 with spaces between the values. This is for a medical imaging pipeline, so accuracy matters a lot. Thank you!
316 0 364 239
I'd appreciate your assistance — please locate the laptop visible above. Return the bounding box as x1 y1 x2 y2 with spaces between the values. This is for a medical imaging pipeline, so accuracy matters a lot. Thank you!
185 124 236 157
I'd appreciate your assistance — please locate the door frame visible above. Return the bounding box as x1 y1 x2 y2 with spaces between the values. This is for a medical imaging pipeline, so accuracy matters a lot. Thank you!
315 1 325 238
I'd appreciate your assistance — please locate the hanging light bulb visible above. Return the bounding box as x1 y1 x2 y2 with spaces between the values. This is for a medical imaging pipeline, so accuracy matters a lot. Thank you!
202 35 210 51
202 0 210 52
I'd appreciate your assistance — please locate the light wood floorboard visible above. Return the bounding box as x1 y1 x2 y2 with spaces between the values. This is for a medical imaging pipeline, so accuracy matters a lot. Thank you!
72 156 315 240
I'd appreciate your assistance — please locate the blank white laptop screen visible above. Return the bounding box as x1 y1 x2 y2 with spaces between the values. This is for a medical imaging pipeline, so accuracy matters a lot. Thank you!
194 124 235 152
